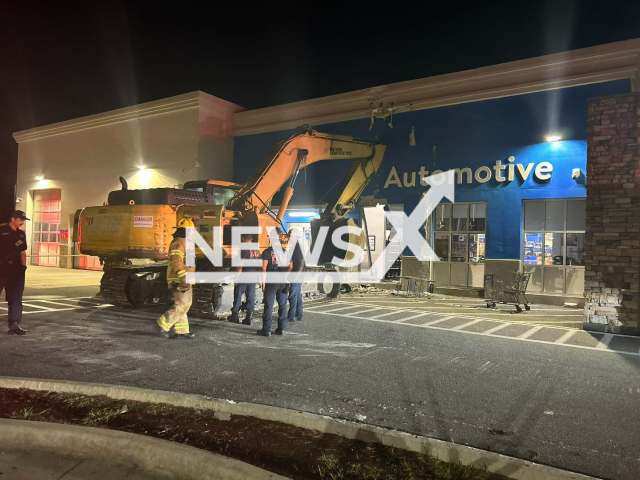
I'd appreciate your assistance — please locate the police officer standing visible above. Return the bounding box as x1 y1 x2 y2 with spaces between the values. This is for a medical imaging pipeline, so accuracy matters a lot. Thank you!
0 211 29 335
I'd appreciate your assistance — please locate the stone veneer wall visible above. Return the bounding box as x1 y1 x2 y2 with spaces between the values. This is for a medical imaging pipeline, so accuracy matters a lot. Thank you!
583 92 640 335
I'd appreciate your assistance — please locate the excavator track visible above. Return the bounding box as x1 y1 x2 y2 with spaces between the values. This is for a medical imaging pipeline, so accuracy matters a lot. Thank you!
100 264 170 308
100 268 133 307
100 264 226 316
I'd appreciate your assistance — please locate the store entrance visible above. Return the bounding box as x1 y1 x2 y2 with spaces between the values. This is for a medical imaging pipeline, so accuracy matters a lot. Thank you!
31 189 62 267
522 199 585 295
432 202 486 288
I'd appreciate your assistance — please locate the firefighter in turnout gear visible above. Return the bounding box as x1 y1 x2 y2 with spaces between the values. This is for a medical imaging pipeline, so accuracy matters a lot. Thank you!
157 218 196 339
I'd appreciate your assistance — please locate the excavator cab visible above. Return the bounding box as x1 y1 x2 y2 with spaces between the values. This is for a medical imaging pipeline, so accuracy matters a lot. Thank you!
183 180 240 208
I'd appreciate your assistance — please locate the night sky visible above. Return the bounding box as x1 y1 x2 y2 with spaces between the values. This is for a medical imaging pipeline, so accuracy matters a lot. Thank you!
1 1 639 220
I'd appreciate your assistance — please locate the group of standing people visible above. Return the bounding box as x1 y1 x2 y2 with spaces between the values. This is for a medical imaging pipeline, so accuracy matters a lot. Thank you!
1 212 307 341
157 225 306 340
228 233 305 337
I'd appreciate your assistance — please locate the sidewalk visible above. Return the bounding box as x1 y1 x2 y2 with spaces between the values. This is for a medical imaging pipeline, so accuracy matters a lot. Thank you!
25 265 102 289
0 446 159 479
0 418 287 480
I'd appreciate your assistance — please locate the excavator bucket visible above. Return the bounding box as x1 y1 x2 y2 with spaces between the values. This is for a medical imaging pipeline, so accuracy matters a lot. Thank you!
310 217 366 266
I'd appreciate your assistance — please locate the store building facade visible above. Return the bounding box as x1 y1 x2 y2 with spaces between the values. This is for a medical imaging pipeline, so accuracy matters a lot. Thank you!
13 92 241 268
234 84 628 303
11 39 640 318
232 41 640 307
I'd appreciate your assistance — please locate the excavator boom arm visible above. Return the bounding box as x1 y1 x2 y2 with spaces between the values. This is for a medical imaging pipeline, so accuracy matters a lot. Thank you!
321 144 386 217
230 126 385 217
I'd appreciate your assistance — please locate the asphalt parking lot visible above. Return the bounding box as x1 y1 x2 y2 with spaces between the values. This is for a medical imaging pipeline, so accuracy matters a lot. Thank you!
3 266 635 359
3 267 640 480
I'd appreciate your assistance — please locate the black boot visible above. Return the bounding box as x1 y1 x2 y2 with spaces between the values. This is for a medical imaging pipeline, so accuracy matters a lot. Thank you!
158 326 173 339
227 313 240 323
173 332 195 339
242 314 253 326
8 325 27 336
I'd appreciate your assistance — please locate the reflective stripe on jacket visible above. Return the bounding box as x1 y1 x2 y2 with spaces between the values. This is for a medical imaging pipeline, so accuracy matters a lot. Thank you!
166 237 192 284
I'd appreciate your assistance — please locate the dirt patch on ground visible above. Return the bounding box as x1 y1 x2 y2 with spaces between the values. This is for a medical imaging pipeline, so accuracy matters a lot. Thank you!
0 388 509 480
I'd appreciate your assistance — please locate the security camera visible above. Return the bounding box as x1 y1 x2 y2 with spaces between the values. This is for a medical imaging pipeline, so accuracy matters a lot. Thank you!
572 168 582 180
16 197 23 203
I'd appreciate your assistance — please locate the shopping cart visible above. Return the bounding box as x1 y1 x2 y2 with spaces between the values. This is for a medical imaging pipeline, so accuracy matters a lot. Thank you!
486 272 531 313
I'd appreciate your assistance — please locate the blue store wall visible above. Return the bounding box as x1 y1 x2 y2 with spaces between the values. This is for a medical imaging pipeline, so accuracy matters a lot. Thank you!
234 80 631 260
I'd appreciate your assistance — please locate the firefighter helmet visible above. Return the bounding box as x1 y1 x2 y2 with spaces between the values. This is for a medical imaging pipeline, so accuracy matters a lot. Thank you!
177 218 195 228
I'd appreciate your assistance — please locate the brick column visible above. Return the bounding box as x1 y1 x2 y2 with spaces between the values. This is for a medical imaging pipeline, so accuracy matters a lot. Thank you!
583 92 640 335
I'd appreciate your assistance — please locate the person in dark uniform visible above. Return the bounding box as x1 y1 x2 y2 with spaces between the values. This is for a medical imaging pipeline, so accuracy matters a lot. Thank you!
286 233 305 323
258 239 292 337
0 210 29 335
228 234 260 325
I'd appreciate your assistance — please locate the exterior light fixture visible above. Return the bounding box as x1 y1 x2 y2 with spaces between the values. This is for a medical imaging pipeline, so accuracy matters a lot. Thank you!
546 134 562 142
35 175 44 181
138 165 146 170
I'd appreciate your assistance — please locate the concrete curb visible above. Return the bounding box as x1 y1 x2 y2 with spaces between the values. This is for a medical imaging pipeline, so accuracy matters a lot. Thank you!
0 376 597 480
0 418 287 480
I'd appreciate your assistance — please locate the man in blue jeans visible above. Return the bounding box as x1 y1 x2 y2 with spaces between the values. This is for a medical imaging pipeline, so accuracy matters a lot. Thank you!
228 235 260 325
258 242 292 337
287 236 305 323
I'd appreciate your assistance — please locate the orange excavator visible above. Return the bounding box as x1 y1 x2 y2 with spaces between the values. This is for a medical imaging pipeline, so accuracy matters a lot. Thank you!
74 126 386 315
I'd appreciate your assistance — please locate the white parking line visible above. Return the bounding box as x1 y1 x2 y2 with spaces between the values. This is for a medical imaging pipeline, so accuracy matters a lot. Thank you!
420 316 455 327
38 299 108 308
0 296 114 315
5 305 113 315
517 327 542 340
21 302 57 311
506 319 582 324
340 303 582 333
555 330 579 344
333 300 584 327
345 297 582 314
596 334 614 350
303 302 347 312
319 305 362 314
482 323 512 334
395 312 428 323
348 307 384 315
302 306 640 356
371 310 411 319
451 319 484 331
0 296 103 305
